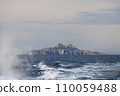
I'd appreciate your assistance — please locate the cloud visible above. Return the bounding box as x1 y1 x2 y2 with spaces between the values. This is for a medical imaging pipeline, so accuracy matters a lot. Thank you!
61 7 120 25
18 7 120 25
0 0 119 22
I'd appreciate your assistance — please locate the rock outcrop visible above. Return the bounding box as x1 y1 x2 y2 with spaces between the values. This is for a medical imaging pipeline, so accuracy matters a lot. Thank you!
25 43 108 55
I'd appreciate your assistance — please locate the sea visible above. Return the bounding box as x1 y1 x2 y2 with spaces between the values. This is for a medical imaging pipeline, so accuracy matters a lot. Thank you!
14 55 120 80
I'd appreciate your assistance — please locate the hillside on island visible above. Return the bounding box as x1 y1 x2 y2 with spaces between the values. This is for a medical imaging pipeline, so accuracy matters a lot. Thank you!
25 43 108 55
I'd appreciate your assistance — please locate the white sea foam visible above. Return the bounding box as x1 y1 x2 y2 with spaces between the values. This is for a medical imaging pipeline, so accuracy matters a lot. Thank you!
36 62 120 80
37 62 62 80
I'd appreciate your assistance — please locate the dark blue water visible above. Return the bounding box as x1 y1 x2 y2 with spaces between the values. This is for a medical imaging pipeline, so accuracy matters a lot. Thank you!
16 55 120 80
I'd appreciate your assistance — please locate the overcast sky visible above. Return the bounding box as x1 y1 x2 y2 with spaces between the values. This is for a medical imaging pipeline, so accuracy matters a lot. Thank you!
0 0 120 54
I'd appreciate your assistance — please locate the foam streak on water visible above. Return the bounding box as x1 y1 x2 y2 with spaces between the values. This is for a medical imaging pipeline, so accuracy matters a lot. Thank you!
34 61 120 80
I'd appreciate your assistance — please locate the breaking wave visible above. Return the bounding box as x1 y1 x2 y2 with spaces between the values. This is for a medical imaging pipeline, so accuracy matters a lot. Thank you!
31 61 120 80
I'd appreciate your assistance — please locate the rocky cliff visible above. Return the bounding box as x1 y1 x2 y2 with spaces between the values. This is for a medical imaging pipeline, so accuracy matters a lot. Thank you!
25 43 108 55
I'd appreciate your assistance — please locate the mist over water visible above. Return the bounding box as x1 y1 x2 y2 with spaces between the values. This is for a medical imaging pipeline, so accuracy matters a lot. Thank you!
0 33 20 79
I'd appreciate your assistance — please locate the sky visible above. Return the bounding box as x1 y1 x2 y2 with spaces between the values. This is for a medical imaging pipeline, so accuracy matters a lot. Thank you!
0 0 120 54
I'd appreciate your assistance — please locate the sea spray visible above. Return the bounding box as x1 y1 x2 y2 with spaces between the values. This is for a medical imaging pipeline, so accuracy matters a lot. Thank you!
0 33 20 79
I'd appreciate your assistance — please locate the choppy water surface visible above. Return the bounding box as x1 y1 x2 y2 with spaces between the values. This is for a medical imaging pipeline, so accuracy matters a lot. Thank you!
1 55 120 80
15 55 120 80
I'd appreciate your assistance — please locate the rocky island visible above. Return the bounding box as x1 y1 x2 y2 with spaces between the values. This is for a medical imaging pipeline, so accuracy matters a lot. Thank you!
25 43 108 55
